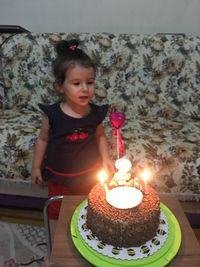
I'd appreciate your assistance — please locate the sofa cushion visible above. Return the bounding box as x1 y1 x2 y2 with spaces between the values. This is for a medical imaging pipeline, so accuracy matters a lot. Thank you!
0 109 41 181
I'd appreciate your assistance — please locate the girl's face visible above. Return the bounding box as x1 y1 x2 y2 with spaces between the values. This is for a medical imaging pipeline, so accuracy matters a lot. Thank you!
59 65 95 107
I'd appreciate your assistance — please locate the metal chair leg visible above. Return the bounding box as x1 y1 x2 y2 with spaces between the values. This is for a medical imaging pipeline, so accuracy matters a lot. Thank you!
43 195 64 257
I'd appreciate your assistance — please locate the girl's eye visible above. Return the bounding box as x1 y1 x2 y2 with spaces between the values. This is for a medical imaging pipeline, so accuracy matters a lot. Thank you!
88 81 94 85
73 82 80 86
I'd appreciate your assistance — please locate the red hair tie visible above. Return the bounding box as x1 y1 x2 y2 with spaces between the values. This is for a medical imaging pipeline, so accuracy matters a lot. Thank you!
69 45 77 51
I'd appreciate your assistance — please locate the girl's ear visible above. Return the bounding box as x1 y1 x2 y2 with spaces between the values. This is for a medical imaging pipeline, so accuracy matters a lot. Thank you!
54 81 64 94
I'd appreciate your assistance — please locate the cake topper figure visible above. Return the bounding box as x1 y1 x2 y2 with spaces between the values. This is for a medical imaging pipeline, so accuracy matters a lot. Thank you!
109 111 125 159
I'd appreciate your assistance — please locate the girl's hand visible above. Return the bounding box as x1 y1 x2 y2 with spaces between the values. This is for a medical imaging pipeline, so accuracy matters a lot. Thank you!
31 168 43 185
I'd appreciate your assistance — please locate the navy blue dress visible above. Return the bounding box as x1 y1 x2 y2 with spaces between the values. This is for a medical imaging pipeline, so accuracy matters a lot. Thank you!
39 102 109 185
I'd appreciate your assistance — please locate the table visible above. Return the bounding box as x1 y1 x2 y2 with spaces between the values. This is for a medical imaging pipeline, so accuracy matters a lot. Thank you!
50 195 200 267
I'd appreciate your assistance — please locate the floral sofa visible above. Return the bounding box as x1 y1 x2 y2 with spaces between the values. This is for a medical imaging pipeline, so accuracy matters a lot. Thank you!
0 32 200 204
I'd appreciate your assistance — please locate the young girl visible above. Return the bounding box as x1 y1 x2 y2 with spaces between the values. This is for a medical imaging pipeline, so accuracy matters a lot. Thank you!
31 39 114 221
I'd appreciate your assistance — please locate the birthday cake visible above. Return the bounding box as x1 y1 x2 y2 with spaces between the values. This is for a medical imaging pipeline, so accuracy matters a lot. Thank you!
86 111 160 248
87 179 160 247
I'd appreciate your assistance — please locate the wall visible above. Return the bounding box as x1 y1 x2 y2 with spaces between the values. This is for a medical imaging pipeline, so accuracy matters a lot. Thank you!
0 0 200 34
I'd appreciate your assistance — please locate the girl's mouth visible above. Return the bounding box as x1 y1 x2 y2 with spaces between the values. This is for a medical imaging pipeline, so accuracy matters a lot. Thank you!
79 96 89 100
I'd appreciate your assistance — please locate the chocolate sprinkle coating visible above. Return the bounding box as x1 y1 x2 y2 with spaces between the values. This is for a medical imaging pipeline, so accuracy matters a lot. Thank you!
87 184 160 247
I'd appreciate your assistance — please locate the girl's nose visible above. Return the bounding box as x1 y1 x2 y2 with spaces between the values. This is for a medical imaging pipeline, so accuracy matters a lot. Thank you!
81 83 89 91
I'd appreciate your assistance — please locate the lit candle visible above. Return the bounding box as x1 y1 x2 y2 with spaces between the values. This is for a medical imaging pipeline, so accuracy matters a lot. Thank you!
106 186 143 209
98 169 109 193
140 169 151 194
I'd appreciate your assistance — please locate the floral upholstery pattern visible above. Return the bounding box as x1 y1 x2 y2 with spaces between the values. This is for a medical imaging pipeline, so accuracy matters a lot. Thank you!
0 33 200 199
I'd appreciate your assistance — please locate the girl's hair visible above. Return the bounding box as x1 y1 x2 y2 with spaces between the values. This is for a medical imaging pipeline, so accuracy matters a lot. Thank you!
52 39 96 85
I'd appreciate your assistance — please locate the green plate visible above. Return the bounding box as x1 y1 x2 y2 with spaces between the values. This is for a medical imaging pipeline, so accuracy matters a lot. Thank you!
70 199 181 267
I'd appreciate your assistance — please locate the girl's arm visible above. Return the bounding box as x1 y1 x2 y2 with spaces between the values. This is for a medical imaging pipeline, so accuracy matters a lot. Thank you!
96 124 114 173
31 115 49 184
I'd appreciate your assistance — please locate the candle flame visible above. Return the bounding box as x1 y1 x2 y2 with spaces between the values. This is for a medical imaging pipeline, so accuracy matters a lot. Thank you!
141 169 151 182
98 169 108 185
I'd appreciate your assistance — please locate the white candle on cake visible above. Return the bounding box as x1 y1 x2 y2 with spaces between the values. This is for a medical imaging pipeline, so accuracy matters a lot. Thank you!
98 169 109 193
115 158 132 172
140 169 151 194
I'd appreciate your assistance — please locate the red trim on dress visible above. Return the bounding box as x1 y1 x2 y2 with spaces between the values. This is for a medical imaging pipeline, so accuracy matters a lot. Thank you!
45 161 100 177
